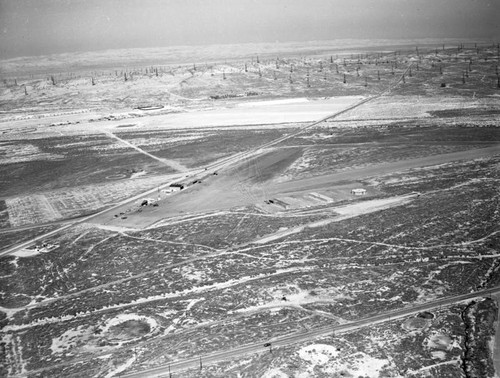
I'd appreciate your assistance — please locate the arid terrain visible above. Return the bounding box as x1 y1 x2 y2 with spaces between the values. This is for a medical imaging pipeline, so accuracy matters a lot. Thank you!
1 39 499 378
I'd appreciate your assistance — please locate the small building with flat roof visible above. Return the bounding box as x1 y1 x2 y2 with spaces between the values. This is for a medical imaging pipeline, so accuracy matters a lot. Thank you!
351 188 367 196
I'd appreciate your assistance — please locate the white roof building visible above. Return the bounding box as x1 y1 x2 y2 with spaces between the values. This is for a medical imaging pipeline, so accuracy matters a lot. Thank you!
351 188 367 196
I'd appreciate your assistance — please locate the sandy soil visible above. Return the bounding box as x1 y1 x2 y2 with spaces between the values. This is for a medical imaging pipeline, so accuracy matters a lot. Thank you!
492 294 500 378
0 96 364 138
95 147 303 228
95 144 499 229
273 145 500 194
253 194 415 244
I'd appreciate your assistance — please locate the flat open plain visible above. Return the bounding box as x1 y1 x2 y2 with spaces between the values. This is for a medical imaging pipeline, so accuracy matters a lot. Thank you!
1 39 499 377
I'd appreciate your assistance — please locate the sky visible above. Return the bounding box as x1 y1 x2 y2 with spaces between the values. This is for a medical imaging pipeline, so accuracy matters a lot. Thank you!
0 0 499 59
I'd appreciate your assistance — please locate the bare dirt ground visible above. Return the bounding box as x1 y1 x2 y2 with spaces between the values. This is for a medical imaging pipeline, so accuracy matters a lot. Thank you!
274 145 500 193
493 294 500 378
1 40 500 378
98 144 499 228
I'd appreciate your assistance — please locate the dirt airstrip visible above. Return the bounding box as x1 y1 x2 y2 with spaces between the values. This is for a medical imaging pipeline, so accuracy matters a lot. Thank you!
93 144 499 229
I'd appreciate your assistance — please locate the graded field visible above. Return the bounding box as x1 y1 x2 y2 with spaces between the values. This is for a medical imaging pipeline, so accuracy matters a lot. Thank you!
0 40 499 378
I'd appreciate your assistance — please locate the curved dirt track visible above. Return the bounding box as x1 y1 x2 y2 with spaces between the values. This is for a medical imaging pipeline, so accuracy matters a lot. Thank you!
100 144 499 228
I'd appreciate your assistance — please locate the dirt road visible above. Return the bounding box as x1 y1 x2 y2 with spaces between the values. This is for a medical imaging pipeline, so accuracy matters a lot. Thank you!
1 63 411 251
274 144 500 194
121 286 500 378
106 144 499 228
102 130 189 172
0 172 186 257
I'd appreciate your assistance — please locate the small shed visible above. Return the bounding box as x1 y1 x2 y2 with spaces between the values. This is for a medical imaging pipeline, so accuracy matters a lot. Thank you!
351 188 367 196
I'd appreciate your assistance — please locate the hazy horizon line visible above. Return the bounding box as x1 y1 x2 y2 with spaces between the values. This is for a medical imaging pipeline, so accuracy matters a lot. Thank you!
3 36 499 63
